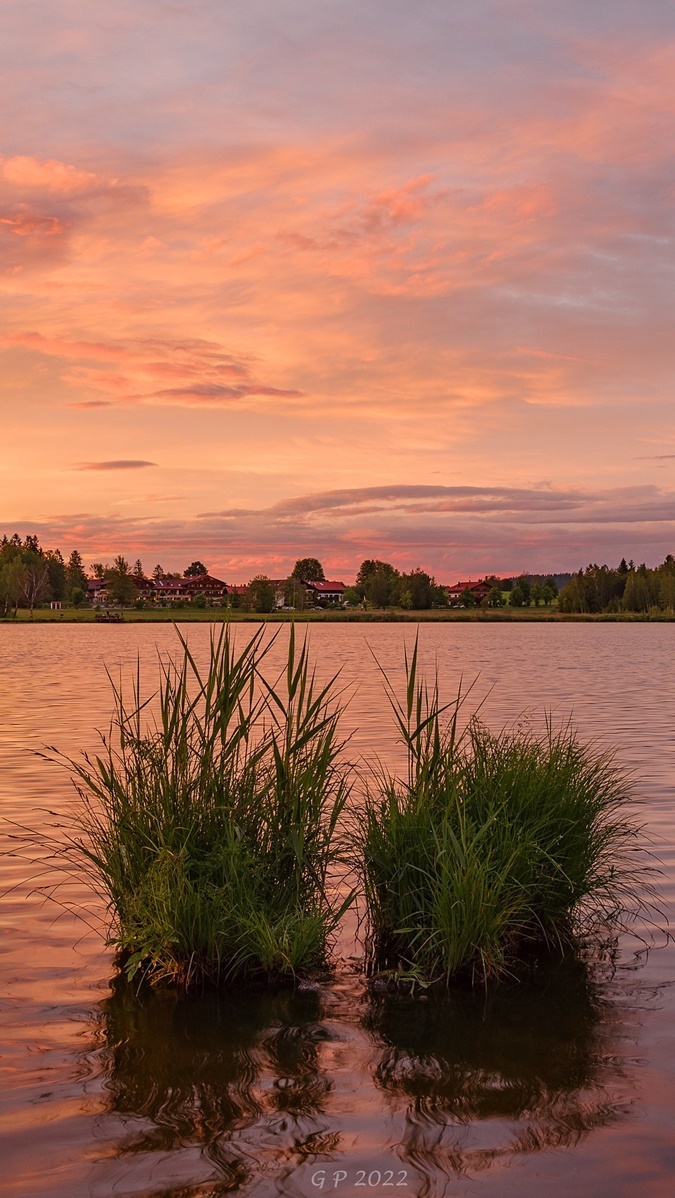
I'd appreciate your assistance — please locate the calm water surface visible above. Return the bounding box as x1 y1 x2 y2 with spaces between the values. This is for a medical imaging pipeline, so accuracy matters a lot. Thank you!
1 623 674 1197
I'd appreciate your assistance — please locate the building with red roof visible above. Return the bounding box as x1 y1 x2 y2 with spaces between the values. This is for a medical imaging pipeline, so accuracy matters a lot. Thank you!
445 579 492 603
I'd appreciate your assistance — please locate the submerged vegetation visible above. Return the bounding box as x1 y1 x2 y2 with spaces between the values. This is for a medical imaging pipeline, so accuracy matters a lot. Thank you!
38 625 352 985
357 639 653 984
20 629 654 991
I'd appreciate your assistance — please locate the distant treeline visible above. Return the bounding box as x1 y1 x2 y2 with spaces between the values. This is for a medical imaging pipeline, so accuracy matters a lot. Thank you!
0 534 88 617
3 532 675 616
557 557 675 614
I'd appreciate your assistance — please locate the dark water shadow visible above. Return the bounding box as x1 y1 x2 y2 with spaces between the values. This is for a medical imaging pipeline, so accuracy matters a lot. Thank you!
91 978 342 1194
363 956 636 1190
87 958 638 1197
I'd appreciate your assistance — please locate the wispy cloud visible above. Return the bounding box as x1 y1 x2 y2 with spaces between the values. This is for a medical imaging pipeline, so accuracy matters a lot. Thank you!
67 400 113 409
73 460 158 471
3 332 303 408
8 483 675 580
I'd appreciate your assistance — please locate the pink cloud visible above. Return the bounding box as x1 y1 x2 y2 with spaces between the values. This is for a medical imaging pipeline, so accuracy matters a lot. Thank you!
2 332 303 408
0 155 102 194
5 484 675 582
1 4 674 570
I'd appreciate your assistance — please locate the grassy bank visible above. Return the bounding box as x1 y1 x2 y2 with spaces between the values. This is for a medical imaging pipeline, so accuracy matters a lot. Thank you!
357 639 653 984
4 606 675 624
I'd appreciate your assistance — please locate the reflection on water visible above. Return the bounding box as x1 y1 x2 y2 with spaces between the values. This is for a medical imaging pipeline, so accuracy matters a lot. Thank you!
366 958 632 1185
95 981 340 1193
88 956 634 1196
91 982 347 1198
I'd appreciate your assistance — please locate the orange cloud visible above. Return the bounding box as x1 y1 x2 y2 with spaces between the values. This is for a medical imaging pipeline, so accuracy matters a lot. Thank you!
1 332 303 408
0 155 102 194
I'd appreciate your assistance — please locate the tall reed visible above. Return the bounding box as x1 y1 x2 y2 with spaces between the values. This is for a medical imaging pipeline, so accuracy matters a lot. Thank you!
35 625 352 985
358 637 653 983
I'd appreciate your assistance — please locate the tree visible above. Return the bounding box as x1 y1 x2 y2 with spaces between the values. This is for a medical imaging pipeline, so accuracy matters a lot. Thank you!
509 584 525 608
152 563 164 580
184 561 208 577
543 576 559 605
105 556 137 608
66 550 88 598
356 559 389 589
283 576 307 610
622 564 658 613
558 564 624 614
516 574 531 606
91 562 107 579
247 575 276 613
399 568 434 609
0 557 26 617
71 586 85 608
45 549 66 600
531 581 544 607
18 551 50 618
356 560 400 607
291 558 324 581
343 586 362 606
459 588 476 608
132 558 146 580
660 571 675 611
487 586 503 608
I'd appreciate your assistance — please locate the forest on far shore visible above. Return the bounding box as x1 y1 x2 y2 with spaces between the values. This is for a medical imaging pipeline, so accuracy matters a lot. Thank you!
2 532 675 616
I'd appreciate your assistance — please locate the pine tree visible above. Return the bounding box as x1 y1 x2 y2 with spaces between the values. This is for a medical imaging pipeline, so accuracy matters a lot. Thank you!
66 550 88 599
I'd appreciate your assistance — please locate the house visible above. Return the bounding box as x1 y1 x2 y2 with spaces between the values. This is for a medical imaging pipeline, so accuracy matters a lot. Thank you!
88 572 231 606
302 579 346 604
87 577 109 604
178 574 229 601
138 574 230 603
445 579 492 603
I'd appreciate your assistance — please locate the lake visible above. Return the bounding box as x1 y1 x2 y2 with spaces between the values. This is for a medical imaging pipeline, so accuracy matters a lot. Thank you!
1 623 674 1197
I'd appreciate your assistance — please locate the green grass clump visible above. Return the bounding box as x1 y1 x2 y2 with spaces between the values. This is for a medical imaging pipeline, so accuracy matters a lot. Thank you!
41 625 352 986
358 638 652 983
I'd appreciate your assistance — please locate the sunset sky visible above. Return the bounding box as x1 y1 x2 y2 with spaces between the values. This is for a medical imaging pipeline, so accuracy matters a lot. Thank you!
2 0 674 580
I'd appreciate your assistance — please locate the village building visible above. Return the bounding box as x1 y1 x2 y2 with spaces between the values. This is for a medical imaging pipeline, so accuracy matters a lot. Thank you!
87 572 231 605
302 579 346 603
445 579 492 603
87 577 110 604
85 572 356 610
178 574 229 601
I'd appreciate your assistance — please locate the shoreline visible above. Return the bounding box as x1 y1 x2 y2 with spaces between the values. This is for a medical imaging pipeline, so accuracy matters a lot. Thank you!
2 608 674 624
